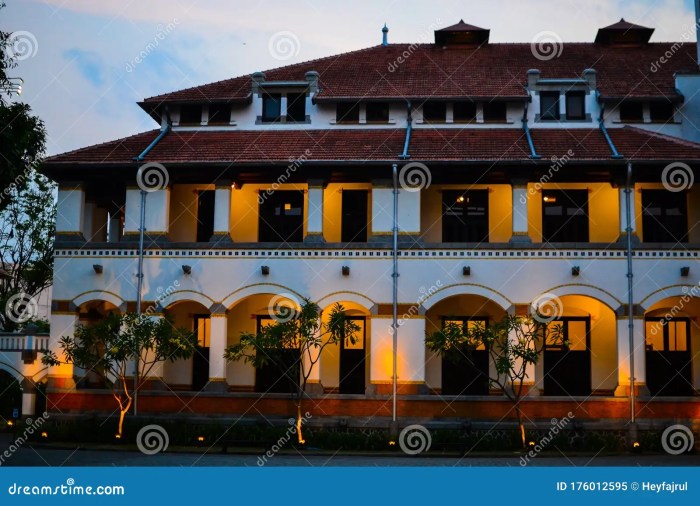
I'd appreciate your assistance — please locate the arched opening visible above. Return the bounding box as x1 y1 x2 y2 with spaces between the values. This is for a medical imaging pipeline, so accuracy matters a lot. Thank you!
644 295 699 396
538 295 617 397
75 300 121 388
425 294 507 395
320 301 371 395
226 293 299 394
163 300 211 391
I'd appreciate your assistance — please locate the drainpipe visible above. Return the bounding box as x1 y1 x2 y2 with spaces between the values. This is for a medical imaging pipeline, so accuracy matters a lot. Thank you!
625 162 636 425
131 124 171 415
391 163 399 433
597 92 624 159
390 101 412 436
521 89 541 159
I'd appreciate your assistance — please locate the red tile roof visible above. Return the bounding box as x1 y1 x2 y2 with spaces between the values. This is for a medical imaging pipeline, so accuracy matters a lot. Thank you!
43 126 700 168
141 42 697 105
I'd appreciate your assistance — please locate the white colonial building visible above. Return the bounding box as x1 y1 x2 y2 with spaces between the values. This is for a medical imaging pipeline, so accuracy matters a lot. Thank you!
7 18 699 425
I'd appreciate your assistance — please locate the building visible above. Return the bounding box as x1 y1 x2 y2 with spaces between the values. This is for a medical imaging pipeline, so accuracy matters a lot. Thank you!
19 19 700 426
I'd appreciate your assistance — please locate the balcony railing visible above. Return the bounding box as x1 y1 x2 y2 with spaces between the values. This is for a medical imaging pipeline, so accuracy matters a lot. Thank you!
0 333 49 352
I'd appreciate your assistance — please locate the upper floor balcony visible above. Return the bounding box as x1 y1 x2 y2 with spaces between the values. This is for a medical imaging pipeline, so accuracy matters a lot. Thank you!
56 177 700 249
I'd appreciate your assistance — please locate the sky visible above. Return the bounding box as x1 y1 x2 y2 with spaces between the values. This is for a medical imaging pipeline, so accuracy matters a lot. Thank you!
1 0 699 156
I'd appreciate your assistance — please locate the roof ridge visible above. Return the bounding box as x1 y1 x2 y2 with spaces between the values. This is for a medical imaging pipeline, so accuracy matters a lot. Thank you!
44 129 160 161
622 125 700 149
143 44 385 102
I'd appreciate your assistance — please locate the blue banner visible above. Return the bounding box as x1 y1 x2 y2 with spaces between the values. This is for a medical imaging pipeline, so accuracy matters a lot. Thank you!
1 467 698 505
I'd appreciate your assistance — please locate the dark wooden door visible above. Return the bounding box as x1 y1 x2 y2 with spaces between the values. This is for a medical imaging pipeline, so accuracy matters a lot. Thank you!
191 315 211 390
339 317 366 394
645 318 692 396
341 190 368 242
542 190 589 243
258 191 304 242
544 318 591 396
196 190 215 242
254 316 299 394
440 318 489 395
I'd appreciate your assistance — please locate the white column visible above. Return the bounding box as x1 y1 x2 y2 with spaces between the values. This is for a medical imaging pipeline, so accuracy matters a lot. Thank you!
280 95 288 119
56 184 85 240
48 311 77 389
124 187 170 238
207 312 228 391
306 181 324 242
618 186 637 238
511 182 531 242
82 201 94 241
370 316 425 394
614 317 647 396
370 182 421 239
212 183 232 242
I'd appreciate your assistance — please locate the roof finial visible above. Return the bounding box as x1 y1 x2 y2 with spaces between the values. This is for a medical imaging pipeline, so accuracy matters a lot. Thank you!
382 23 389 46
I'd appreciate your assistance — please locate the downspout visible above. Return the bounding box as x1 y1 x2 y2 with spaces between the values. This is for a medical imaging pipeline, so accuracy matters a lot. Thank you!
131 123 171 416
391 101 412 435
625 162 636 425
521 90 541 159
597 91 624 159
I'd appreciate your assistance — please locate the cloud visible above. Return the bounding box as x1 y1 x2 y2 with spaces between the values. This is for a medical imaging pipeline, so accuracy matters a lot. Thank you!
63 48 105 87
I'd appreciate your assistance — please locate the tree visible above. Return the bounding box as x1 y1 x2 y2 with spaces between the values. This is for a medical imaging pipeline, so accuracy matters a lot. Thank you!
426 314 563 449
0 2 47 213
225 299 359 443
42 312 198 436
0 170 55 331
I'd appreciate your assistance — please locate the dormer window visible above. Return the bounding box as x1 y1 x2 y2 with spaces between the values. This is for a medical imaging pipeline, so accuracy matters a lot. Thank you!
422 102 446 123
262 93 282 122
540 92 560 121
619 101 643 122
366 102 389 123
453 102 476 122
483 102 506 123
336 103 360 123
208 104 230 125
180 104 202 125
650 101 674 122
565 91 586 120
286 92 307 123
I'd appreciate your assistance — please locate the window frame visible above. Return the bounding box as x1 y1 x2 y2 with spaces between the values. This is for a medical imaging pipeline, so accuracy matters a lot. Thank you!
540 91 561 121
179 104 202 125
619 101 644 122
422 102 447 123
261 92 282 123
565 91 586 120
336 102 360 123
453 101 476 123
365 102 390 123
285 92 307 123
482 101 507 123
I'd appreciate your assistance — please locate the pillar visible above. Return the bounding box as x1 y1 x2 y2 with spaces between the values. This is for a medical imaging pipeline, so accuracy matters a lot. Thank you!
370 180 421 243
206 308 228 392
510 180 532 242
211 182 232 242
305 180 325 243
108 213 122 242
618 185 638 242
55 183 85 242
369 314 425 395
614 315 649 397
123 187 170 240
47 311 77 390
140 313 166 390
509 315 539 396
